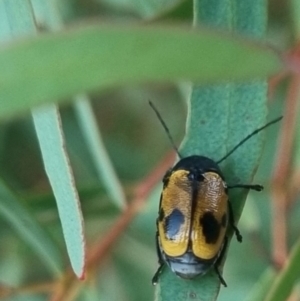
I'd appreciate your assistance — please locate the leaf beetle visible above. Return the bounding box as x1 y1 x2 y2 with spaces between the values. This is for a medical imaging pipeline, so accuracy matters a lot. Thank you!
149 101 282 287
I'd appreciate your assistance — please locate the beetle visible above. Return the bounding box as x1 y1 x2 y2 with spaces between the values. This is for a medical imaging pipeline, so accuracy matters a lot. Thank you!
149 101 282 286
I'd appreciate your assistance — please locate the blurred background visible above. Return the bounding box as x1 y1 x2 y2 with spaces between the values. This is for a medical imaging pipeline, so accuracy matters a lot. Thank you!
0 0 298 300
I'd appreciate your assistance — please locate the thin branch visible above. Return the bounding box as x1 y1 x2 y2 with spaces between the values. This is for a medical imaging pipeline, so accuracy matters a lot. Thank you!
271 74 300 267
0 281 54 299
268 71 289 100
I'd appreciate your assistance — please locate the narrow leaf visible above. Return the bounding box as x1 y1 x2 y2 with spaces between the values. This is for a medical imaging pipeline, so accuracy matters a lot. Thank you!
155 0 270 300
32 104 85 278
264 239 300 301
228 0 268 218
244 268 276 301
290 0 300 38
0 180 62 275
0 0 62 277
156 1 232 300
74 95 126 210
30 2 126 209
0 23 283 119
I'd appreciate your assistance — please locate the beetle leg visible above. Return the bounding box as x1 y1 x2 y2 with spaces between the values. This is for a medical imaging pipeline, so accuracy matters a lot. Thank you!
152 231 164 285
214 237 228 287
214 266 227 287
152 264 164 285
228 201 242 242
227 182 263 241
155 229 164 264
227 184 263 191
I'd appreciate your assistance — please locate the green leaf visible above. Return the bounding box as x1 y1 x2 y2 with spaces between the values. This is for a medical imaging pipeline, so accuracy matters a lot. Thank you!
264 239 300 301
156 270 220 301
0 0 64 278
228 0 268 217
74 95 126 210
0 180 62 275
290 0 300 38
244 268 277 301
31 1 126 210
32 104 85 278
0 0 36 40
0 23 282 119
148 0 193 22
155 1 271 300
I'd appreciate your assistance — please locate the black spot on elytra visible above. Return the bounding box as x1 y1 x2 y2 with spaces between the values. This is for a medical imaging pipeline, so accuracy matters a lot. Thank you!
200 212 221 244
165 208 185 239
221 213 227 227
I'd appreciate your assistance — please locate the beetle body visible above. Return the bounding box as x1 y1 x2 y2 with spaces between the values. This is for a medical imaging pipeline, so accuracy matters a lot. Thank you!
149 100 282 286
154 155 229 285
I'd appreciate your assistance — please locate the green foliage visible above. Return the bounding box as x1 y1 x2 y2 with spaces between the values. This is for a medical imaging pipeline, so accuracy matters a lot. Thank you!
0 23 281 119
0 0 297 301
32 105 85 278
265 240 300 301
0 180 62 275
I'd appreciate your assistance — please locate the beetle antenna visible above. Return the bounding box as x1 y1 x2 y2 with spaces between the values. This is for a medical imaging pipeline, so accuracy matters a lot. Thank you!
217 116 283 164
149 101 182 158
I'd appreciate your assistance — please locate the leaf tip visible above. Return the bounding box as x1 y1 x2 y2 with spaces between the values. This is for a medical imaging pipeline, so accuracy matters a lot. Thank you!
78 270 86 281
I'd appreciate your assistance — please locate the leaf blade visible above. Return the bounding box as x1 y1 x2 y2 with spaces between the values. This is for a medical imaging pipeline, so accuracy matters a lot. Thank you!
155 0 271 300
0 23 283 119
74 95 126 210
0 180 62 275
32 104 85 278
264 239 300 301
